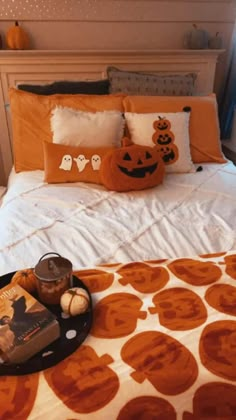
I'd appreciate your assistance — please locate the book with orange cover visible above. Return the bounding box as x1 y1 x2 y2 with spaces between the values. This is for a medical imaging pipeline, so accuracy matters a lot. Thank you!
0 283 60 364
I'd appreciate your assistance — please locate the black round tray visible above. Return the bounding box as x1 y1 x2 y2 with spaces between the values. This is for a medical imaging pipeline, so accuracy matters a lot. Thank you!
0 272 93 376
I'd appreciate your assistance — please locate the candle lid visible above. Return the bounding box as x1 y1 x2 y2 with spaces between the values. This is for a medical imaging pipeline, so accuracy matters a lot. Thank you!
35 252 72 282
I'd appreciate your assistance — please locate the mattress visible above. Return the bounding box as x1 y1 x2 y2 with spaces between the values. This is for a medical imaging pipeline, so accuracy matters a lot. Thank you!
1 162 236 419
0 161 236 276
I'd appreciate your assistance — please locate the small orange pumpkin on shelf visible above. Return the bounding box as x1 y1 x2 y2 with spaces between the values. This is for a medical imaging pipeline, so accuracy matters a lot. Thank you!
11 268 37 293
6 21 30 50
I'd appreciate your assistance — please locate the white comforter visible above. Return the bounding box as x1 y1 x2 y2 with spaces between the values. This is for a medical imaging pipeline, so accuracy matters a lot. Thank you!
1 161 236 275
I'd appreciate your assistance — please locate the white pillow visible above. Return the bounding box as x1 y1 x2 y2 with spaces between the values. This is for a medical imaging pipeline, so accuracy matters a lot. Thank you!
51 106 125 148
125 112 195 173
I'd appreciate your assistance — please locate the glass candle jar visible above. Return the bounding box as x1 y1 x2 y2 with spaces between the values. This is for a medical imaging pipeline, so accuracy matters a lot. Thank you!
34 252 72 305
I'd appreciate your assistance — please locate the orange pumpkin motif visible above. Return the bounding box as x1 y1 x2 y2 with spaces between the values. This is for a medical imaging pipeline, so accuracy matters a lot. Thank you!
153 117 172 132
149 287 207 330
144 258 168 264
98 262 121 268
205 284 236 316
121 331 198 395
44 345 119 413
168 258 222 285
152 116 179 167
73 269 114 293
100 138 165 192
152 117 175 146
199 320 236 380
199 251 226 259
155 143 179 165
153 131 175 146
117 396 176 420
90 293 147 338
10 268 38 293
224 254 236 280
183 382 236 420
0 373 39 419
117 262 169 293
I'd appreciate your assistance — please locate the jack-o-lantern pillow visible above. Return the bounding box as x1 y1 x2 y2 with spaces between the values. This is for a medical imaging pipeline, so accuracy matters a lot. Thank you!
100 137 165 192
125 111 195 173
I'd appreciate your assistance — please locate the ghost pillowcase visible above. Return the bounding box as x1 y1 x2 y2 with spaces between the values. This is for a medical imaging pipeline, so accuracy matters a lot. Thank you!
43 141 113 184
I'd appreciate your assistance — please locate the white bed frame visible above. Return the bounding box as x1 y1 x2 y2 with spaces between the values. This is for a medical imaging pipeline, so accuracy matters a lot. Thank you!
0 49 224 186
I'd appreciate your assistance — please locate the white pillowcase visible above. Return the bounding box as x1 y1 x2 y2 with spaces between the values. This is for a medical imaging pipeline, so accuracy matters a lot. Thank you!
51 106 125 148
125 112 195 173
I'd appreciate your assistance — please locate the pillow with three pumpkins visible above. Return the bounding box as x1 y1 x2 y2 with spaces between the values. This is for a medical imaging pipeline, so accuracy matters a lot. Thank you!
100 109 195 191
124 111 195 173
101 109 195 192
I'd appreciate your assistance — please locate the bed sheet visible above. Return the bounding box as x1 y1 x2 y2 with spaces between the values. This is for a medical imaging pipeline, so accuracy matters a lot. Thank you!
1 250 236 419
1 161 236 276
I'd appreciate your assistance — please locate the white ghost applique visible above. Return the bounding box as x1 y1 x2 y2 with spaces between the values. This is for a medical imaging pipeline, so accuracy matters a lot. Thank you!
91 154 101 171
59 154 72 171
73 155 89 172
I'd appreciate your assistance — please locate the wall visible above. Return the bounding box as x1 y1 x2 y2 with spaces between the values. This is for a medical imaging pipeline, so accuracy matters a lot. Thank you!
0 0 235 94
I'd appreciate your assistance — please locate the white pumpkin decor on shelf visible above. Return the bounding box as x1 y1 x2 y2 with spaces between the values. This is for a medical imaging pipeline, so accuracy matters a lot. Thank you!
184 24 209 50
208 32 223 49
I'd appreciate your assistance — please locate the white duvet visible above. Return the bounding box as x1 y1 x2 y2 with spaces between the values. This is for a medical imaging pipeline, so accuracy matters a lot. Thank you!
0 161 236 275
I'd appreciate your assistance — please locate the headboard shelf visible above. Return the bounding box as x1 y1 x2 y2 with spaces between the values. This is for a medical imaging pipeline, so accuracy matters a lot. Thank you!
0 48 225 56
0 48 224 68
0 49 224 186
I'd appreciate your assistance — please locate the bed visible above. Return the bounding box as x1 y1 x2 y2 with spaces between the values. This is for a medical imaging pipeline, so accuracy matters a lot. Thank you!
1 49 236 420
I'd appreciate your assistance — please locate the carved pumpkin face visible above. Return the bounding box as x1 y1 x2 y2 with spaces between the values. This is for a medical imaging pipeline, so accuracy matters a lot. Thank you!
117 262 169 293
149 287 207 330
100 143 165 192
121 331 198 395
199 320 236 380
224 254 236 279
0 374 39 419
153 132 175 146
153 117 171 131
205 284 236 316
156 144 179 165
168 258 222 285
73 268 114 293
44 345 119 413
91 293 147 338
184 383 236 419
118 396 176 420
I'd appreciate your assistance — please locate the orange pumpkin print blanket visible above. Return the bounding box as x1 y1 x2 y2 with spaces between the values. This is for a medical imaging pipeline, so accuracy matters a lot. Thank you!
1 250 236 420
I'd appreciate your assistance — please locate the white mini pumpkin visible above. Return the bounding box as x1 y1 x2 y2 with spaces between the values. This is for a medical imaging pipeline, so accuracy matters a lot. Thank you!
60 287 90 316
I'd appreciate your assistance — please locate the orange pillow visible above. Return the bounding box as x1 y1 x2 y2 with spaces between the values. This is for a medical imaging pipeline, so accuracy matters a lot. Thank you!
123 94 226 164
9 88 124 172
43 141 113 184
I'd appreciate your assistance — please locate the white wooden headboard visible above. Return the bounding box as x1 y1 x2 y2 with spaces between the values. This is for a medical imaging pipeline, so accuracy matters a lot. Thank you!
0 49 224 186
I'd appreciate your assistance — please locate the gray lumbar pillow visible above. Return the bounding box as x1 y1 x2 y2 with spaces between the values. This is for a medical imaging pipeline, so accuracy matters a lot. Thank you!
107 66 196 96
